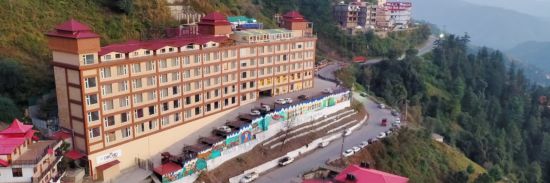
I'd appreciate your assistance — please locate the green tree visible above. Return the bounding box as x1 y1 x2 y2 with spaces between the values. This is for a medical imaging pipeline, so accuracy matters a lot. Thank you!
0 96 22 123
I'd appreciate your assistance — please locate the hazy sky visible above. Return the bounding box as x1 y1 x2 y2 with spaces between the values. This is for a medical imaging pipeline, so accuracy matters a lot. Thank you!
461 0 550 19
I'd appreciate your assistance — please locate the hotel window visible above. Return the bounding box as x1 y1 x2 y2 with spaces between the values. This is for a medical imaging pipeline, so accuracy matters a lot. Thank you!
194 55 201 63
204 66 210 75
132 63 141 73
119 81 128 92
101 84 112 95
161 116 169 126
186 44 194 49
133 52 139 56
160 60 167 68
250 81 255 88
213 52 219 60
100 67 112 78
137 123 145 133
214 101 219 109
185 96 191 105
241 72 247 79
104 116 115 127
121 112 129 123
115 53 122 59
242 83 247 89
148 91 156 100
146 61 155 71
204 53 210 62
103 100 114 110
174 113 181 122
162 102 169 111
135 108 144 118
231 61 237 69
224 98 228 106
172 58 179 67
12 167 23 177
195 94 200 102
160 48 166 54
224 87 228 94
117 65 128 76
195 107 200 115
87 111 99 122
184 83 191 92
173 100 180 108
145 50 151 55
194 68 200 76
83 54 94 65
148 106 156 115
172 86 179 95
120 96 129 107
85 77 97 88
122 127 131 138
148 120 155 129
185 109 192 118
86 94 98 105
160 74 168 83
89 127 100 139
147 76 156 86
206 103 211 112
184 56 190 65
134 94 143 103
106 132 116 143
184 70 190 78
104 55 112 60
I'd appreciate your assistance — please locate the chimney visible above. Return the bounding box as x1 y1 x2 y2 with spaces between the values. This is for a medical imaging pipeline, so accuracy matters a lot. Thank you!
360 161 371 169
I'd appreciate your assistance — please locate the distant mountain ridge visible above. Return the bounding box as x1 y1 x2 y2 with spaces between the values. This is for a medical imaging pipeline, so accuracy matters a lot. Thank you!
413 0 550 49
507 41 550 73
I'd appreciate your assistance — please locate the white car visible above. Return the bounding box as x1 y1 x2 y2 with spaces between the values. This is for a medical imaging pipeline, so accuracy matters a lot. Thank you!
322 88 334 94
342 149 354 157
285 98 293 104
275 99 287 105
278 156 294 166
260 104 271 112
386 130 392 136
359 141 369 148
240 172 258 183
344 129 352 136
377 132 386 139
218 126 232 133
378 104 386 109
249 110 261 116
352 146 361 153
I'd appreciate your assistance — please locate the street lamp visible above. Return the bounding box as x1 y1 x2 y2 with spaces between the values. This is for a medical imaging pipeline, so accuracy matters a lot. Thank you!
340 128 347 160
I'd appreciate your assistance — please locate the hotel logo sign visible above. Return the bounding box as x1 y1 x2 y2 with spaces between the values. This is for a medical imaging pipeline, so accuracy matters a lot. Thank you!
97 150 122 165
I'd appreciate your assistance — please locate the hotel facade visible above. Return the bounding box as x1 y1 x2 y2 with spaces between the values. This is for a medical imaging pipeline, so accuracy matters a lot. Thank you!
46 11 316 180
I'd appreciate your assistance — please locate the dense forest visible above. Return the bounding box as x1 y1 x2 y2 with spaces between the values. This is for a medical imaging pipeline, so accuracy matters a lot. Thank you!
339 35 550 182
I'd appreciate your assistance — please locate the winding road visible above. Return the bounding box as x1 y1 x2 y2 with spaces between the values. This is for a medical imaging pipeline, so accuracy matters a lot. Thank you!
253 36 437 183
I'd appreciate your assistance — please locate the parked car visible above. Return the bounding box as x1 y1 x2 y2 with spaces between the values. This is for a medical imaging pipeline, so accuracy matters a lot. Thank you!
344 129 352 136
392 123 401 128
391 110 400 116
352 146 361 153
278 156 294 166
342 149 354 157
318 141 330 148
368 138 379 144
217 126 232 133
377 132 386 139
359 141 369 148
381 118 388 126
360 92 368 97
394 119 401 125
322 88 334 94
285 98 293 104
249 110 261 116
240 172 258 183
275 99 287 105
298 95 310 100
260 104 271 112
378 104 386 109
386 130 393 136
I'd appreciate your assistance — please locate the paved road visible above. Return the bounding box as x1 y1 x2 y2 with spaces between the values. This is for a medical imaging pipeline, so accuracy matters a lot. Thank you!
255 92 396 183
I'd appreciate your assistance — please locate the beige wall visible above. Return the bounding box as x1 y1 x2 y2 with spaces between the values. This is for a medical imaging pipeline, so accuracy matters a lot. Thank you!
54 66 71 130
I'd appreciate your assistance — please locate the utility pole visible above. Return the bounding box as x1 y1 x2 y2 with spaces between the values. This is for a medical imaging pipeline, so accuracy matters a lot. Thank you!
340 128 347 160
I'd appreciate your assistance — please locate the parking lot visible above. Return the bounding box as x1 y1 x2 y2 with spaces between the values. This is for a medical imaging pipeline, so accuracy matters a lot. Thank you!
150 78 338 165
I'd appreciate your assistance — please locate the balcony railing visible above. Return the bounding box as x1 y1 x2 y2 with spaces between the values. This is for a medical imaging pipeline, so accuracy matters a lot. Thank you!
31 156 63 183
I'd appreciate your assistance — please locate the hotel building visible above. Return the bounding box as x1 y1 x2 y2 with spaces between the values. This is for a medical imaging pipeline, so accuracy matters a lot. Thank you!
46 11 316 180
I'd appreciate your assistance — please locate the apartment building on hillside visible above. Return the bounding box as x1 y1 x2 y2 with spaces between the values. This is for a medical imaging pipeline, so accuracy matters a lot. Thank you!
46 11 316 181
333 0 412 34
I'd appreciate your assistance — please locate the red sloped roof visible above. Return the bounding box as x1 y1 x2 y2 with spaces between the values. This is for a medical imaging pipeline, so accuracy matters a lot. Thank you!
98 35 228 56
51 130 72 140
199 12 231 26
0 137 26 155
283 11 309 22
0 119 33 135
0 159 10 167
96 160 120 171
302 179 333 183
65 150 86 160
154 162 182 175
334 165 409 183
353 56 366 62
46 19 99 39
55 19 92 32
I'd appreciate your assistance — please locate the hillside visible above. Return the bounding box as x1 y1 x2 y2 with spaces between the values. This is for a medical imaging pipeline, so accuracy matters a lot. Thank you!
343 129 486 182
339 35 550 182
507 41 550 73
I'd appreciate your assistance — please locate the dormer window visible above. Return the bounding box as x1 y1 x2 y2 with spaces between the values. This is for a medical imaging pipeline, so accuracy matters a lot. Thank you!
133 52 139 56
211 43 216 47
169 48 174 52
83 54 94 65
186 44 194 49
104 55 112 60
115 53 122 59
145 50 151 55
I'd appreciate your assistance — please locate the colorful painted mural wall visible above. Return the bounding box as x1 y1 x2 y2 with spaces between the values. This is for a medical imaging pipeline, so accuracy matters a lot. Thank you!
159 90 351 183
